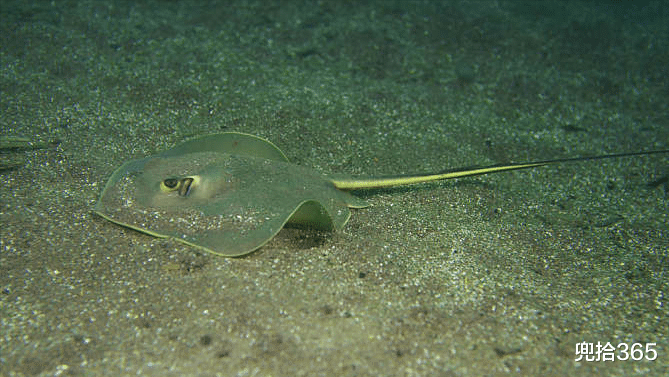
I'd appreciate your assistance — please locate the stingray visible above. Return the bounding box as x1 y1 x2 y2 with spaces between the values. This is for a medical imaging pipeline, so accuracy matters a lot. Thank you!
94 132 668 257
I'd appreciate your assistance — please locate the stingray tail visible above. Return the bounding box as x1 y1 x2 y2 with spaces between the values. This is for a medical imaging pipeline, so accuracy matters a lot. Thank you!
330 162 546 190
330 149 669 191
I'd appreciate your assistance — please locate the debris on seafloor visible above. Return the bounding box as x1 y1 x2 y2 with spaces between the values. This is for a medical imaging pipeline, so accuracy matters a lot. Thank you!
0 135 57 171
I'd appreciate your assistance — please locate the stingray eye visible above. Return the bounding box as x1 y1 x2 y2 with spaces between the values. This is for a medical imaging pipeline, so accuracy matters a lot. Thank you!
160 176 201 197
161 178 180 192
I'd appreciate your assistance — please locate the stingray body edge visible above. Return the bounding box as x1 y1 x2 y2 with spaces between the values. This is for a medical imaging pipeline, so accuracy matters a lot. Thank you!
94 199 341 257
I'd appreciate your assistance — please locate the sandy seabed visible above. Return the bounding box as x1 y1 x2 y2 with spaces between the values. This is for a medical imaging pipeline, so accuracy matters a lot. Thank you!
2 1 668 376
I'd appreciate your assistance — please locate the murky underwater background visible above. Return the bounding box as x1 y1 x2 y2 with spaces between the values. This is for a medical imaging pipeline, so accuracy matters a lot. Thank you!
1 1 667 376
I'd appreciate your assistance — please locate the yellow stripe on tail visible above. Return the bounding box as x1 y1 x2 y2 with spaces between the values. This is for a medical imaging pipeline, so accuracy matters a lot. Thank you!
331 162 546 190
330 149 669 191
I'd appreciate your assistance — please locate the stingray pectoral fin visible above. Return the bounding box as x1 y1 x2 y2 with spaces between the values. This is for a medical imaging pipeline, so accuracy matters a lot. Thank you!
175 199 348 257
93 209 171 240
287 200 348 231
94 204 287 257
95 199 347 257
158 132 289 162
192 198 351 256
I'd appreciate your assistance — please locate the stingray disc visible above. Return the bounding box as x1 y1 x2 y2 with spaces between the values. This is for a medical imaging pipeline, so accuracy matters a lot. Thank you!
94 133 364 256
